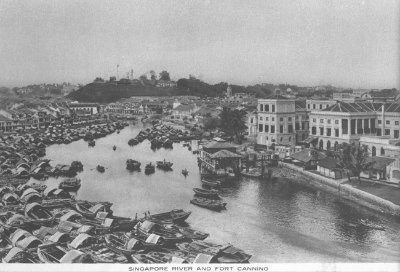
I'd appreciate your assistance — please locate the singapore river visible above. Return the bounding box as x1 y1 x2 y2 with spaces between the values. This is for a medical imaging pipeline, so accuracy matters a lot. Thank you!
32 122 400 263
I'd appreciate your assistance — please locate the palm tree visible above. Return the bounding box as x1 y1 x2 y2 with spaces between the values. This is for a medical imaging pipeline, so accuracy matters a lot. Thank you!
337 143 374 184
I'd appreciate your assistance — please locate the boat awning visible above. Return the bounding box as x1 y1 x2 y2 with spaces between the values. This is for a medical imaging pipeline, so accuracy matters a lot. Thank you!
16 236 42 249
193 253 214 264
140 221 155 232
69 233 92 249
20 188 40 199
59 249 85 263
6 214 26 225
96 211 108 220
126 238 139 250
2 193 19 202
10 229 31 246
60 210 82 222
102 218 114 227
3 247 24 263
34 226 57 240
145 233 162 245
48 232 69 243
89 204 104 214
170 256 187 264
25 202 42 214
43 187 57 197
77 225 93 234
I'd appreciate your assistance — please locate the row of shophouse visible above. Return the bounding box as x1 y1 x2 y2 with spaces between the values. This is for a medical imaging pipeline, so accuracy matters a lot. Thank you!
0 102 100 133
248 95 400 184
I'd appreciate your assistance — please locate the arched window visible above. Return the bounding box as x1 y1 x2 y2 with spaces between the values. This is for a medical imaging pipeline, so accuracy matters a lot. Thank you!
334 141 339 151
380 147 385 156
319 139 324 150
326 140 331 150
372 146 376 156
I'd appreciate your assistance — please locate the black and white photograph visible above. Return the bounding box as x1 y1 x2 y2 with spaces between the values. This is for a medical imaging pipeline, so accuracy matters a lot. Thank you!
0 1 399 271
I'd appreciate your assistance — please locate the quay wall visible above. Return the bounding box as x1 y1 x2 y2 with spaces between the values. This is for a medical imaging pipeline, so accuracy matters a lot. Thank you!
278 162 400 217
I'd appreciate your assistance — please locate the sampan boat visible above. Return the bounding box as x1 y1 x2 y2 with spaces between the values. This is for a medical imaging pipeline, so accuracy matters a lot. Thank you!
24 203 54 226
104 233 146 255
148 209 191 224
2 247 39 263
75 201 113 219
193 188 220 199
37 244 94 263
190 198 226 211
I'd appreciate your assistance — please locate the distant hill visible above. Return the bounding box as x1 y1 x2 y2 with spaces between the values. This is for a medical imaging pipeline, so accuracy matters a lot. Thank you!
67 83 177 103
67 79 274 103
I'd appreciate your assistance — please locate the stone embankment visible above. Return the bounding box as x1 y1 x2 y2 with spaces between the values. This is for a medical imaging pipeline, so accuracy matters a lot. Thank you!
275 162 400 217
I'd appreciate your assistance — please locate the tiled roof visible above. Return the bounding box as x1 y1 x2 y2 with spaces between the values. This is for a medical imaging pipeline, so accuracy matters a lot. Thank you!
210 150 242 158
295 100 307 110
0 114 11 121
318 157 338 170
379 102 400 113
290 148 327 163
203 141 236 150
264 94 289 100
366 157 396 170
323 102 382 113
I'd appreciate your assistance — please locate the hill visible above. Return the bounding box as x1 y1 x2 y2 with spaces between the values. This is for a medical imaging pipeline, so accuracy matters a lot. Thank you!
67 78 274 103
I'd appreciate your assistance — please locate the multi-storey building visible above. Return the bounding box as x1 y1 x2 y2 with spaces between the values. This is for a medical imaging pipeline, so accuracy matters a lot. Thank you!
376 103 400 139
306 99 337 111
309 102 379 150
256 95 296 147
69 103 99 116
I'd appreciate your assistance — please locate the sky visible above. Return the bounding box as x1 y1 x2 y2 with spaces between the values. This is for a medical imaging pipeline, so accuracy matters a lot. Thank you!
0 0 399 89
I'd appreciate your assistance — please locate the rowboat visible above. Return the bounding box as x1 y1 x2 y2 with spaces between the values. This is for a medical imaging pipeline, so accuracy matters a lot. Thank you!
201 179 221 189
104 233 146 255
175 226 209 240
193 188 219 199
2 247 39 263
156 160 173 171
126 159 141 171
75 201 113 219
24 203 54 227
144 163 155 175
190 198 226 211
96 165 105 173
58 177 81 191
124 232 165 250
37 244 93 263
137 221 185 244
149 209 191 224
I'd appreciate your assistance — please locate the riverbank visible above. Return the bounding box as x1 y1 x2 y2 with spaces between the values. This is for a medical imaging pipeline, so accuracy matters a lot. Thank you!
275 162 400 217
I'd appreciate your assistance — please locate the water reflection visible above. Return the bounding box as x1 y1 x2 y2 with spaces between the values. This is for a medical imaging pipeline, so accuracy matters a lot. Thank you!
39 123 400 262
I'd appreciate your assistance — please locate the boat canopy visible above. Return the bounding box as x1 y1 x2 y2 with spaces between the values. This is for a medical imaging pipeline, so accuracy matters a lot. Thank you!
59 249 86 263
43 187 58 197
102 218 114 227
33 226 57 240
3 247 24 263
60 210 82 222
25 202 42 214
53 189 70 198
140 221 156 232
20 188 40 199
6 214 26 225
48 232 69 243
16 236 42 249
2 193 19 202
170 256 187 264
145 234 162 244
126 238 140 250
10 229 31 246
77 225 93 234
69 233 92 249
88 203 105 214
193 253 214 264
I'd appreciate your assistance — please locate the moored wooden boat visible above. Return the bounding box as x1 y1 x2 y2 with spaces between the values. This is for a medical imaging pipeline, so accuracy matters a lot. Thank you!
24 203 54 226
149 209 191 224
156 160 173 171
59 177 81 191
193 188 219 199
96 165 105 173
2 247 39 263
144 163 155 174
75 201 113 219
201 179 221 189
175 226 209 240
137 221 185 244
37 244 93 263
190 198 226 211
104 233 146 255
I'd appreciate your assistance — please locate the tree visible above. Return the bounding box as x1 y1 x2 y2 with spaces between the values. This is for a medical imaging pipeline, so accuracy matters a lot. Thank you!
219 107 247 144
139 74 148 81
150 70 157 80
203 117 220 131
159 71 170 81
337 143 375 183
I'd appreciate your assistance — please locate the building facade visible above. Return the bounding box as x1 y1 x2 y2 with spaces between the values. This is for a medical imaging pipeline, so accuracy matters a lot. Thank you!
256 95 296 147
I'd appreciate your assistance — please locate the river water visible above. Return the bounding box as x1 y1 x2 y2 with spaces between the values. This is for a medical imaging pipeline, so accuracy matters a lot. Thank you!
34 122 400 262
